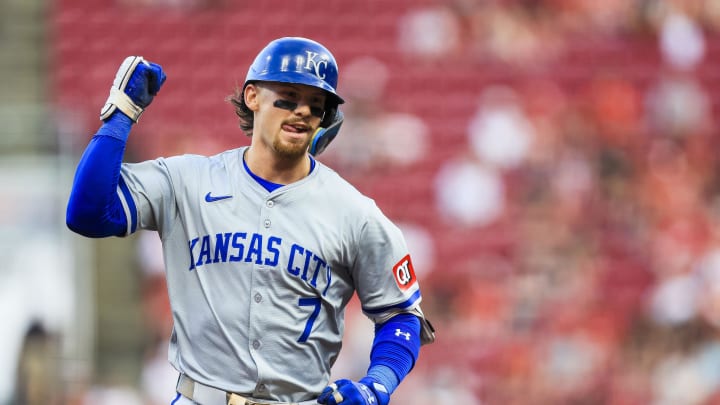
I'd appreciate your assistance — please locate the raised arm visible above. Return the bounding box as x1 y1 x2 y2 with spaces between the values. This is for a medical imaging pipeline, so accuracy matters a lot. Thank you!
66 56 166 238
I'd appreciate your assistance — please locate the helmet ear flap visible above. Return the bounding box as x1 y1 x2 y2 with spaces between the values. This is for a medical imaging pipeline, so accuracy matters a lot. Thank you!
310 109 344 156
321 102 338 128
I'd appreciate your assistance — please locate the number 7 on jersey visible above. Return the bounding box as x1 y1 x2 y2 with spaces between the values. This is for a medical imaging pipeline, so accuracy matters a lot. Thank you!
297 297 321 342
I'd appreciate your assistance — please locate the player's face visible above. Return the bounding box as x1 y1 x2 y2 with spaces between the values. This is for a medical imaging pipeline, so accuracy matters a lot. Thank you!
246 82 327 159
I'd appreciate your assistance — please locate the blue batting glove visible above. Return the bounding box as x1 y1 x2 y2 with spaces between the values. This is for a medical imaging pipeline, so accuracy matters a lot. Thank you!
100 56 167 122
317 378 390 405
125 60 166 108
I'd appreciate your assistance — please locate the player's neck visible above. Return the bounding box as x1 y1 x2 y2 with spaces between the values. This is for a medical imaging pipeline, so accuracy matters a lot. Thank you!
243 147 311 185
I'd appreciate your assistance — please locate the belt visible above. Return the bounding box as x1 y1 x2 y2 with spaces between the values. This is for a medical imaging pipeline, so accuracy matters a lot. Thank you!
176 373 317 405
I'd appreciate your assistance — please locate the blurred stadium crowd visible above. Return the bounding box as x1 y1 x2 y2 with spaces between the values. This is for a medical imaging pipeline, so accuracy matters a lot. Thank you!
6 0 720 404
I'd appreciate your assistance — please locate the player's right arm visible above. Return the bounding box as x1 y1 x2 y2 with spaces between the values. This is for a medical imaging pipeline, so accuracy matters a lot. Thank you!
66 57 166 238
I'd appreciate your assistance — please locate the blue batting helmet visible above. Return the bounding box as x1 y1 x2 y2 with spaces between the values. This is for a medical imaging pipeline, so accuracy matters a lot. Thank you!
245 37 344 105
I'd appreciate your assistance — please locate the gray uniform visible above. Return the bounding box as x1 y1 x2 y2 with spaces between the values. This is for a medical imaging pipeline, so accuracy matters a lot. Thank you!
117 146 423 402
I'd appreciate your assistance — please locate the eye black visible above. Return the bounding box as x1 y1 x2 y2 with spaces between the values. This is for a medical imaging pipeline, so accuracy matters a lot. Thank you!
274 99 297 111
273 99 325 119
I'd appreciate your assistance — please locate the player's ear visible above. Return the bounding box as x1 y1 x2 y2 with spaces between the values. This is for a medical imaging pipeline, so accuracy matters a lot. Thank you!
244 84 260 112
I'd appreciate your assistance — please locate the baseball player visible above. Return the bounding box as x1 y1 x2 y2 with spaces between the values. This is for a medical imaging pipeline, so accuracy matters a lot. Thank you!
66 37 435 405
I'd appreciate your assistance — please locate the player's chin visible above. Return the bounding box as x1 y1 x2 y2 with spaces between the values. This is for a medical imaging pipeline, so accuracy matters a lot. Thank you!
274 137 311 158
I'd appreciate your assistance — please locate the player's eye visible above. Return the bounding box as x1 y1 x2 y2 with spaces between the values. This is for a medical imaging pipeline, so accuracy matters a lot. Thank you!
298 99 324 119
309 106 326 120
281 90 299 100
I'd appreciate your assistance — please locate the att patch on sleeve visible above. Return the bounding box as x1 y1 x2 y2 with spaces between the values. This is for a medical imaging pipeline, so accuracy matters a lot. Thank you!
393 254 417 290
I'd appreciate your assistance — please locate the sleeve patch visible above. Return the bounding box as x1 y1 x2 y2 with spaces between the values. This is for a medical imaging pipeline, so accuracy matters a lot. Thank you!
392 254 417 291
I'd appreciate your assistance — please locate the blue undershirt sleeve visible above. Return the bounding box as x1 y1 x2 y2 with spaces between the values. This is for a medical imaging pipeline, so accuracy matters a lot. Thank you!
364 313 421 394
66 112 135 238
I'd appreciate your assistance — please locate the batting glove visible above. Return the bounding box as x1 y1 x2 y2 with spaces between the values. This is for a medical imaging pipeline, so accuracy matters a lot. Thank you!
317 378 390 405
100 56 167 122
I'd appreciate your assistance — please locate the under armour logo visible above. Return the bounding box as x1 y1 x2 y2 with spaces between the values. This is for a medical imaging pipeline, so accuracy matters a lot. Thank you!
395 329 411 341
359 384 375 403
304 51 328 79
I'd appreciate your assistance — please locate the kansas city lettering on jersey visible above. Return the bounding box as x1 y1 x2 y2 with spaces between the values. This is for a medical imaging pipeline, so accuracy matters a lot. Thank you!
187 232 332 295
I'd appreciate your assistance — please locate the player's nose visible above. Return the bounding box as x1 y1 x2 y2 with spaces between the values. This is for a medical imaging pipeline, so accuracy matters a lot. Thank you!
292 102 312 116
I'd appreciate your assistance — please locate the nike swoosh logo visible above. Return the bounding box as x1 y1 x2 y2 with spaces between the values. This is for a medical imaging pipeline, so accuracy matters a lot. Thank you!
205 192 233 202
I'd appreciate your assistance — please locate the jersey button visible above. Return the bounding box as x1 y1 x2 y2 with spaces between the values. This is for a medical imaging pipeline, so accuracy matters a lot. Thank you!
252 340 261 350
257 383 267 392
263 219 271 228
266 200 274 208
254 293 262 303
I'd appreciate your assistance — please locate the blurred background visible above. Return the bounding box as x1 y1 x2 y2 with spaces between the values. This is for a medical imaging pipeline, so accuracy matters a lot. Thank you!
4 0 720 404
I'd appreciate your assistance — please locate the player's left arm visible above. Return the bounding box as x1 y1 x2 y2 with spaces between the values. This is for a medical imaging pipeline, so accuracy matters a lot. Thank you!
318 205 435 405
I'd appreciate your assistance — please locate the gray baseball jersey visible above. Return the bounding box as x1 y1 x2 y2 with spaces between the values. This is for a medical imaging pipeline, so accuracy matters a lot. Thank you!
117 146 423 402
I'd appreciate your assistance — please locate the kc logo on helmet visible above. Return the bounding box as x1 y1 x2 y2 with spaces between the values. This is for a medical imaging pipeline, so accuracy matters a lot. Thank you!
304 51 328 79
392 255 417 290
